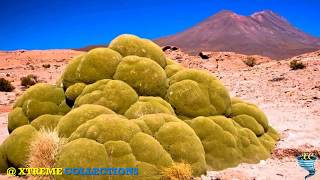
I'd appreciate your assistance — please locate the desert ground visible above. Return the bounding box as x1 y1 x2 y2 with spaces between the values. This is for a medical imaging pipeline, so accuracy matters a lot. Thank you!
0 48 319 180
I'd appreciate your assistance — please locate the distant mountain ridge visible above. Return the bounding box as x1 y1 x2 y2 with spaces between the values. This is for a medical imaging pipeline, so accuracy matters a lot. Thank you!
155 10 320 59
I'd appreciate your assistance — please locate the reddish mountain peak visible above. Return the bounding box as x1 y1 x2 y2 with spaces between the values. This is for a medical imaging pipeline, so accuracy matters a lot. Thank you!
251 10 288 24
155 10 320 59
251 10 278 17
214 10 237 16
206 10 245 22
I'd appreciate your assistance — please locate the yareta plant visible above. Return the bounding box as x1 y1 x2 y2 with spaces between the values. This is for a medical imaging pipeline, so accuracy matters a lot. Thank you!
0 34 280 179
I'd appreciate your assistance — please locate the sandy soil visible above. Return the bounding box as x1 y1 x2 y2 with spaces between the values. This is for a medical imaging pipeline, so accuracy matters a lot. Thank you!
0 49 82 113
0 49 319 179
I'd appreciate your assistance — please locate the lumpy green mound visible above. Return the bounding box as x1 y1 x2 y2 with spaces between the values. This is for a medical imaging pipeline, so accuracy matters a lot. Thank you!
232 114 264 136
55 138 108 180
2 125 38 167
165 58 185 77
229 101 269 132
166 69 231 118
74 79 138 114
30 114 62 131
166 58 178 65
189 116 241 170
77 48 122 83
132 114 206 176
124 96 175 119
69 114 140 143
0 145 9 173
130 132 173 167
114 55 168 97
56 104 116 138
65 82 86 101
61 48 122 88
189 116 270 170
61 54 84 88
8 107 29 133
165 63 185 78
109 34 167 68
266 126 280 141
0 34 280 178
104 140 136 167
68 114 175 178
8 83 68 132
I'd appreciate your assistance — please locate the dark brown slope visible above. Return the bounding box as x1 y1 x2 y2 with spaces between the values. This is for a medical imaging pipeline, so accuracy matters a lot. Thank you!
155 10 320 59
75 44 107 51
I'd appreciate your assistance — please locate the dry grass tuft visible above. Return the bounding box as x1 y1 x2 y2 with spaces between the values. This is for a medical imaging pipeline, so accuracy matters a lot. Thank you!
243 56 257 67
289 59 306 70
0 78 15 92
20 74 39 87
161 163 193 180
26 129 66 180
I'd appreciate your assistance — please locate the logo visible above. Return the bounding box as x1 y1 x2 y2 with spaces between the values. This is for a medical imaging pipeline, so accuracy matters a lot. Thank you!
296 152 317 179
6 167 138 177
6 167 16 176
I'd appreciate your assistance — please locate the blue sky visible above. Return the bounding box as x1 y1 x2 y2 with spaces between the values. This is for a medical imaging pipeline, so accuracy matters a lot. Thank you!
1 0 319 50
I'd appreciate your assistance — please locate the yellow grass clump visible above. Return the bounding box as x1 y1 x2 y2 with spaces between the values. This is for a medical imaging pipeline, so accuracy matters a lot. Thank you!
161 163 193 180
26 129 66 180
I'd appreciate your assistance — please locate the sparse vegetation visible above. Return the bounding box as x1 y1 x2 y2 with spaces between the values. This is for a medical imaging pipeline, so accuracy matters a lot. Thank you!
27 129 66 180
20 74 39 87
289 59 306 70
161 163 193 180
42 64 51 68
27 129 65 168
0 78 15 92
243 56 257 67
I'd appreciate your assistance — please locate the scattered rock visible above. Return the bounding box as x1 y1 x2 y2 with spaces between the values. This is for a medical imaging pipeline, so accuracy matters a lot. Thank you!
162 45 179 51
269 77 285 82
42 64 51 68
199 52 210 59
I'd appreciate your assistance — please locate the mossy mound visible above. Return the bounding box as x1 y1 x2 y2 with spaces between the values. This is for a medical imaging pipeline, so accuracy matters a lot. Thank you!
113 55 168 97
8 83 68 133
74 79 138 114
76 48 122 84
109 34 167 68
124 96 175 119
61 47 122 88
56 104 116 138
165 63 185 78
2 125 38 168
65 82 86 102
68 114 174 178
228 100 269 132
232 114 264 136
132 114 206 176
60 54 83 88
30 114 63 131
166 69 231 118
0 145 9 173
1 34 279 178
165 58 185 78
55 138 108 180
189 116 270 170
68 114 140 143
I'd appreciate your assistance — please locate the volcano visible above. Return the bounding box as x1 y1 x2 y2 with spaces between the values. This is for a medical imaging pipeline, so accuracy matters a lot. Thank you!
155 10 320 59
